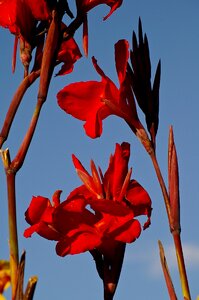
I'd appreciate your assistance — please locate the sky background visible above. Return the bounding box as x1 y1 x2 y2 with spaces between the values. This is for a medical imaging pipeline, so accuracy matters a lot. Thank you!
0 1 199 299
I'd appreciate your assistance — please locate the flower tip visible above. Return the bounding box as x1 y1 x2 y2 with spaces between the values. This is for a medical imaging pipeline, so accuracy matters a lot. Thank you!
52 190 62 206
72 154 80 169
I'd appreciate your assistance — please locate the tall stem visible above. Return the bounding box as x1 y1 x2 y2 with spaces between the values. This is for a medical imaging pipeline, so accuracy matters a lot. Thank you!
1 149 19 300
7 171 18 300
172 232 191 300
150 151 171 225
149 151 191 300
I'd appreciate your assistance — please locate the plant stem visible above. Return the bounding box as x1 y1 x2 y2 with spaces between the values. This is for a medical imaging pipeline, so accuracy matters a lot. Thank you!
10 97 44 172
0 71 40 149
7 171 19 300
7 171 18 300
1 149 19 299
10 10 60 172
149 150 172 226
172 232 191 300
149 151 191 300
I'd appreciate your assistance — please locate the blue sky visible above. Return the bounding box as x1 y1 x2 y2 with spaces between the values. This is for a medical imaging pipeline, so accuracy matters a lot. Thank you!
0 1 199 299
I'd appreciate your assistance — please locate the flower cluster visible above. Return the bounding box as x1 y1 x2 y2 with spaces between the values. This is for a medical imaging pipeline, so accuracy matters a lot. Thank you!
24 143 151 257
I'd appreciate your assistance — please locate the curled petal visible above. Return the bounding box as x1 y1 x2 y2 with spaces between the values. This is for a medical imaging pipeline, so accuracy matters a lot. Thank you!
24 222 60 240
76 0 123 20
24 196 53 225
115 39 129 85
57 81 111 138
113 218 141 243
126 180 152 229
56 36 82 76
104 142 130 199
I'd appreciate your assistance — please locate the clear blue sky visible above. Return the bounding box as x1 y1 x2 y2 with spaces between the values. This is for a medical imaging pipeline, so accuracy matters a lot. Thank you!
0 1 199 299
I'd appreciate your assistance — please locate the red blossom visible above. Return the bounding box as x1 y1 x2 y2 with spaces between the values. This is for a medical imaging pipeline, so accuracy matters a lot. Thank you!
57 39 142 138
24 143 152 257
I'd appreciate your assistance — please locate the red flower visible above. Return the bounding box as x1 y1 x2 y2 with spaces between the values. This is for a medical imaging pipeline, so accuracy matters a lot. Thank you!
24 191 102 255
71 142 152 245
24 143 151 257
57 39 142 138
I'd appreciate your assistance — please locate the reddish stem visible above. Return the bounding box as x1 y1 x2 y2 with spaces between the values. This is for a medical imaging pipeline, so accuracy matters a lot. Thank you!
149 151 191 300
10 10 60 172
0 71 40 149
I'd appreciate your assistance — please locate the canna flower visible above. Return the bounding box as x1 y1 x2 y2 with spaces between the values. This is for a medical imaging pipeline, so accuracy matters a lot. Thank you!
71 142 152 244
57 39 143 138
24 190 102 255
24 143 151 257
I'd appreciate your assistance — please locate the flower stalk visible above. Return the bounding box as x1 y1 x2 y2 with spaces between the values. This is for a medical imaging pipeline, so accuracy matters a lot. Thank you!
148 129 191 300
1 148 18 300
0 71 40 149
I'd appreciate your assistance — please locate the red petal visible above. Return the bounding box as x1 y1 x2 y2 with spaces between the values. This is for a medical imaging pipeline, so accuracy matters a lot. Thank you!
25 196 52 224
104 142 130 199
24 222 60 240
26 0 50 20
57 81 110 138
67 185 93 201
115 39 129 84
113 219 141 243
53 198 97 233
126 180 152 211
126 180 152 228
76 0 123 20
0 0 50 39
56 226 101 256
56 35 82 76
89 199 131 216
103 0 123 20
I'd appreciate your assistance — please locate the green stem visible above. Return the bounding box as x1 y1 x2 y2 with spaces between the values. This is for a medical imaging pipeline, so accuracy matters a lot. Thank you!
1 149 18 299
6 172 18 298
172 232 191 300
